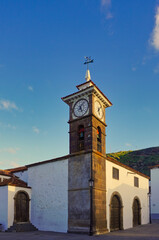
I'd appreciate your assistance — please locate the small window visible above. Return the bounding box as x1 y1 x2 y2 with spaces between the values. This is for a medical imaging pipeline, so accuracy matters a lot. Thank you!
97 127 101 152
97 127 101 142
134 177 139 187
79 125 84 140
78 125 84 150
112 167 119 180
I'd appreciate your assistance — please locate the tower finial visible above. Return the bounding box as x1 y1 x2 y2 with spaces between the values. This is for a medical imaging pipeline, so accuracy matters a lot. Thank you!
84 56 94 81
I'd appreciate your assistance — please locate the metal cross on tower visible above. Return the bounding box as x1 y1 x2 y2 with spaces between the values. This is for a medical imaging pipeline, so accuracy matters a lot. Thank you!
84 56 94 70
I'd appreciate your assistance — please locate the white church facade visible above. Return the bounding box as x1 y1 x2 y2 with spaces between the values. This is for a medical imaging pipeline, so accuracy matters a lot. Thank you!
0 70 150 234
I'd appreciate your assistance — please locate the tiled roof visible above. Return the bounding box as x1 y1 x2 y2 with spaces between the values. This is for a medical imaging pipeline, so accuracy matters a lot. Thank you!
4 151 149 180
26 155 69 168
6 166 28 173
0 169 13 177
0 176 29 188
5 155 69 171
149 164 159 169
0 169 29 188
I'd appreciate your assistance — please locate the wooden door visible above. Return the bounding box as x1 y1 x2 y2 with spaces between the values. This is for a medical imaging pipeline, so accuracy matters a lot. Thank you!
133 199 140 227
110 195 120 231
15 192 29 222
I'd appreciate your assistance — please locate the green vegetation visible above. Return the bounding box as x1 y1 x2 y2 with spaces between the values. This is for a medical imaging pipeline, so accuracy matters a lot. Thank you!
107 147 159 176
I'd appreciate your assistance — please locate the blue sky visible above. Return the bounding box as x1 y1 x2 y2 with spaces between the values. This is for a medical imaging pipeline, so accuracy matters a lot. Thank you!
0 0 159 169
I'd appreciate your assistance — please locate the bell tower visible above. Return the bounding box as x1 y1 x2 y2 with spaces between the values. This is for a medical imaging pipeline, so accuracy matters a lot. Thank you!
62 59 112 235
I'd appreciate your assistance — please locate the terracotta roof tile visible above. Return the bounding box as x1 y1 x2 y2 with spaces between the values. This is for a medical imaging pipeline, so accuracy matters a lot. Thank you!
149 164 159 169
0 169 29 188
0 169 13 177
0 176 29 188
6 166 28 173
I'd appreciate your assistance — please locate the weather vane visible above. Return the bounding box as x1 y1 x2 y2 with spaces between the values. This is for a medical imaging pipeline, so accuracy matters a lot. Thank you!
84 56 94 70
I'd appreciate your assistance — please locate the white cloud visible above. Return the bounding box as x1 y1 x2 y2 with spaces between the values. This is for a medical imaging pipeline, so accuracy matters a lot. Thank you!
0 99 19 111
28 86 33 92
101 0 111 8
154 63 159 73
132 67 136 71
101 0 113 19
0 148 20 154
106 12 113 19
125 143 132 147
7 124 16 130
10 161 20 168
0 122 16 130
32 126 40 134
150 6 159 51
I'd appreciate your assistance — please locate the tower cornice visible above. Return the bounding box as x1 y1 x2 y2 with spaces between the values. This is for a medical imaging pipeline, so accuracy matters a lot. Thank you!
62 82 112 108
68 113 107 127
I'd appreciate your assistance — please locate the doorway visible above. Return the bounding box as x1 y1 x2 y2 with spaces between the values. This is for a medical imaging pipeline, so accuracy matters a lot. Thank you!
14 191 29 222
110 193 123 231
133 198 141 227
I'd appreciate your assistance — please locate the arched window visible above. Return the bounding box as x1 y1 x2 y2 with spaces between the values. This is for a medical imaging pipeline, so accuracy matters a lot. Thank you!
97 126 101 152
78 125 84 150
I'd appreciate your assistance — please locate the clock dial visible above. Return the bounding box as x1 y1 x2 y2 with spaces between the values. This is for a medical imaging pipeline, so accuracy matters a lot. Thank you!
95 101 103 119
73 99 88 117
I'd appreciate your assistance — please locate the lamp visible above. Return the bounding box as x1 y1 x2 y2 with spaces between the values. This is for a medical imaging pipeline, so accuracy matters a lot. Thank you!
89 178 94 187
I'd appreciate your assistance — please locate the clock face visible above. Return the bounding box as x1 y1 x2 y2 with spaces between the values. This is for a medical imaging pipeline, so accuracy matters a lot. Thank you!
73 99 88 117
95 101 103 119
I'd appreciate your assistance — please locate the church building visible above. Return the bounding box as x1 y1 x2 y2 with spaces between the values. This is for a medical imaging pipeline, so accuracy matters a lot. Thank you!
0 66 150 234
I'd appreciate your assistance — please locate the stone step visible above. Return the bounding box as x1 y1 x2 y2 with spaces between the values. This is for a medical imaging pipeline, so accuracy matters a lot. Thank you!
6 222 38 232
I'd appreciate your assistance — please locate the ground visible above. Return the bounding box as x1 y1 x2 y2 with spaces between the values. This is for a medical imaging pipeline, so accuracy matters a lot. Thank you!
0 224 159 240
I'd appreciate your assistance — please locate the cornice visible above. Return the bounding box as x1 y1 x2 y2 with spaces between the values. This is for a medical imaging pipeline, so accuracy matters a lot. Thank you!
62 84 112 108
68 113 107 127
61 86 94 104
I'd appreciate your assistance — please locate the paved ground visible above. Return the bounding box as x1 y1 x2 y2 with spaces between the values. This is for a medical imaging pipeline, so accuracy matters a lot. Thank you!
0 223 159 240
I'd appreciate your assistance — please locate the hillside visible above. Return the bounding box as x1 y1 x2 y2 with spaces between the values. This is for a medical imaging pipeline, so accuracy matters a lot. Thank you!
107 147 159 177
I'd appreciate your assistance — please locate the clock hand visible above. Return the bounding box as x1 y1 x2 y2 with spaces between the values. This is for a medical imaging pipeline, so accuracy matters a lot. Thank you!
81 102 85 107
79 106 82 112
79 102 85 111
98 107 101 112
80 102 84 111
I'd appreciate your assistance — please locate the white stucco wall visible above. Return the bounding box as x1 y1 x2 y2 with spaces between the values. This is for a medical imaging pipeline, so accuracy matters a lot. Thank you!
14 170 28 183
8 186 31 229
0 186 8 231
27 159 68 232
106 160 149 231
151 168 159 220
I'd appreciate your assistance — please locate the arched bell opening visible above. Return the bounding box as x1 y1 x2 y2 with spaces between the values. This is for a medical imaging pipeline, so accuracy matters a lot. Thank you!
97 126 101 152
78 125 85 151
